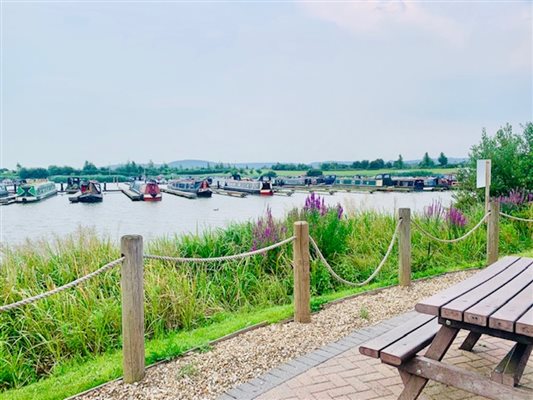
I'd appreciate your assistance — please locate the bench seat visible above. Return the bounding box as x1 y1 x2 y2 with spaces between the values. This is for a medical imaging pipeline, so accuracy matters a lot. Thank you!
359 313 439 366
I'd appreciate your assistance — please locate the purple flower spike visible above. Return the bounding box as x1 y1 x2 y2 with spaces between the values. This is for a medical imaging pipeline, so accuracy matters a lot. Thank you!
446 207 467 228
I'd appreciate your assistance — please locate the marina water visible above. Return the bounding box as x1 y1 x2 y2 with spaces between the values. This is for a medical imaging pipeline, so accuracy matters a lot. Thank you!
1 185 454 246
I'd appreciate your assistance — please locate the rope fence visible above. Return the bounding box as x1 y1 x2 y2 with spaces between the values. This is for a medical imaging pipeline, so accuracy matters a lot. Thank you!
410 211 491 244
499 212 533 223
143 236 295 263
0 257 124 313
309 219 402 287
1 199 528 383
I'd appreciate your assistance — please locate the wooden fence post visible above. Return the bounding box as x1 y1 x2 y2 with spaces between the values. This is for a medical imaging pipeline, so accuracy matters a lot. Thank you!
293 221 311 323
398 208 411 287
487 200 500 265
120 235 145 383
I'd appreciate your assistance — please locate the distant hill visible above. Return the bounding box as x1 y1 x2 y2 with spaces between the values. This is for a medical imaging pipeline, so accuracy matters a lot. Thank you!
167 159 216 169
167 160 278 169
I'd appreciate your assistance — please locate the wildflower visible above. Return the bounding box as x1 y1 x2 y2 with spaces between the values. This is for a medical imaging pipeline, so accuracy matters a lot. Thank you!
424 200 445 220
251 206 284 251
446 207 467 228
498 189 532 207
337 203 344 220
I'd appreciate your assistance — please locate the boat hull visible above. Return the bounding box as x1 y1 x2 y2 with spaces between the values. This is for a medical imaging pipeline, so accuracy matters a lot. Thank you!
197 190 212 198
16 190 57 203
143 194 162 202
70 194 103 203
222 187 273 196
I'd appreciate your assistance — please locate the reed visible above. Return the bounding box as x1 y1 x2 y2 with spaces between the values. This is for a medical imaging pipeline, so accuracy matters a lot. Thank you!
0 203 531 392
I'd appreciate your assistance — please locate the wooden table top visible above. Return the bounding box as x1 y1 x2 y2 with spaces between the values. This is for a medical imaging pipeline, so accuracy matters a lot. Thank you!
416 256 533 337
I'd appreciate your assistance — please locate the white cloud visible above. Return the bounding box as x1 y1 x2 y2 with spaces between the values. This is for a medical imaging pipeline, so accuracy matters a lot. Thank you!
301 1 465 46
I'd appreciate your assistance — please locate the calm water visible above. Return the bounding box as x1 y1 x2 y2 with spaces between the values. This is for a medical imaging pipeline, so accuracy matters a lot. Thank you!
0 185 453 246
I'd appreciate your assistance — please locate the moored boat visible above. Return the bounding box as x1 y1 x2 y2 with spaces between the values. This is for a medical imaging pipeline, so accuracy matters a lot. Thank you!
16 181 58 203
65 177 81 194
0 184 9 198
222 177 273 196
168 179 212 198
69 180 103 203
129 180 162 201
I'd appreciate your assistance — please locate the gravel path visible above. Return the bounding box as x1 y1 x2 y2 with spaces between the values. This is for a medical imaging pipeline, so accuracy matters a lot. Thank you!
77 270 476 400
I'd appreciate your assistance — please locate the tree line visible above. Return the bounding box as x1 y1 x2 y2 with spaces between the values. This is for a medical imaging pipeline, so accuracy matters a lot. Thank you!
5 152 457 180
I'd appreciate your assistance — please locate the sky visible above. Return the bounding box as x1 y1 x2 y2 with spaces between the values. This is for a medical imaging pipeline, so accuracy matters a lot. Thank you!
1 0 532 169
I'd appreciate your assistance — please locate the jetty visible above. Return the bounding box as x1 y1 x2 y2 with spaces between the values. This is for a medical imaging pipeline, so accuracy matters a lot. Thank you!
161 187 197 199
212 189 247 198
273 190 294 197
120 185 143 201
0 194 17 206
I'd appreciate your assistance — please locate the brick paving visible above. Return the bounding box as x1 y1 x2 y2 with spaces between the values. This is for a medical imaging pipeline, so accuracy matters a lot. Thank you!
220 311 533 400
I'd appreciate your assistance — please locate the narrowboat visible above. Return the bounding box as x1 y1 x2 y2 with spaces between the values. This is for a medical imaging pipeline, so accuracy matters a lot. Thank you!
0 184 9 198
129 180 162 201
223 179 273 195
168 179 212 198
69 180 103 203
65 177 81 194
392 177 425 191
274 177 309 187
334 174 394 187
276 174 338 187
16 181 58 203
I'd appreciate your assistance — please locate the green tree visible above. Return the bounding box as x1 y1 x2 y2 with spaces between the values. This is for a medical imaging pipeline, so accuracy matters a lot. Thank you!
82 161 98 173
419 152 435 168
368 158 385 169
457 123 532 203
438 152 448 166
306 169 323 177
263 170 277 178
393 154 404 169
19 168 49 179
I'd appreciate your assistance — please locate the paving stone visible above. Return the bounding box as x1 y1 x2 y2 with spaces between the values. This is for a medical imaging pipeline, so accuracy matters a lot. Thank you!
221 311 533 400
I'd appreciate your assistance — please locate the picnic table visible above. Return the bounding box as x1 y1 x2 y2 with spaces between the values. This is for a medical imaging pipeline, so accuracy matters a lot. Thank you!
360 256 533 400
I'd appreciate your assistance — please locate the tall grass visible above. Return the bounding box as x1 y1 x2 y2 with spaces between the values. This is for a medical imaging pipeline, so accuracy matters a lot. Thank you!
0 202 532 392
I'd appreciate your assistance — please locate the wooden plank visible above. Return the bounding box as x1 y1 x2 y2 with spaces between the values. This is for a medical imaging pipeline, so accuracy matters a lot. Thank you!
459 331 482 351
490 283 533 332
441 258 532 321
359 313 435 358
415 256 520 316
438 318 533 345
491 343 532 387
397 325 459 400
380 319 440 366
464 261 533 326
516 307 533 337
401 356 533 400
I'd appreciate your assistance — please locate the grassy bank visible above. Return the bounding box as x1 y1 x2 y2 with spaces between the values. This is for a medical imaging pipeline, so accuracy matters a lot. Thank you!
0 200 531 398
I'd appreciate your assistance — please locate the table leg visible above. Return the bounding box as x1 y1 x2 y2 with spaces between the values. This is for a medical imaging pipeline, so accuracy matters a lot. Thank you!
398 325 459 400
491 343 532 387
459 331 482 351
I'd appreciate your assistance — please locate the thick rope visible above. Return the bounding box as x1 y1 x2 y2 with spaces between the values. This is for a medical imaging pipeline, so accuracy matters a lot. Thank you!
144 236 296 263
499 212 533 223
309 220 401 287
0 257 125 313
411 212 490 244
